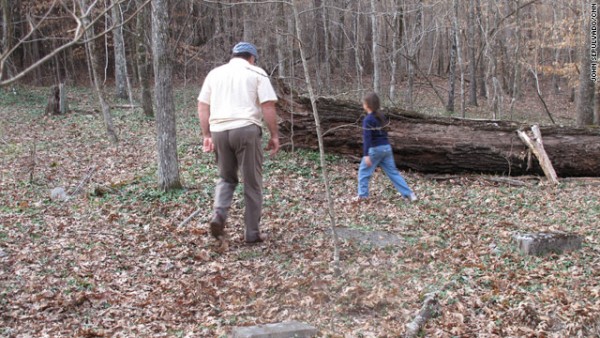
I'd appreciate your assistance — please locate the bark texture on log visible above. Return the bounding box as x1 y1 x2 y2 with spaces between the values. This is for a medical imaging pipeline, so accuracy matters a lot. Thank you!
275 84 600 177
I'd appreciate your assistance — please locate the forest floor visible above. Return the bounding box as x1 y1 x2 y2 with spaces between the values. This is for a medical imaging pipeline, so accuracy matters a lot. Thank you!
0 86 599 337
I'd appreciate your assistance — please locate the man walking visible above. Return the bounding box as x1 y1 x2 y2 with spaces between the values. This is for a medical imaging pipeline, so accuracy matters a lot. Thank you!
197 42 279 244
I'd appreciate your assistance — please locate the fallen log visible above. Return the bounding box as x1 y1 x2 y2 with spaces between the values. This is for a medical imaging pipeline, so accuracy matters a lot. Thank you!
275 86 600 177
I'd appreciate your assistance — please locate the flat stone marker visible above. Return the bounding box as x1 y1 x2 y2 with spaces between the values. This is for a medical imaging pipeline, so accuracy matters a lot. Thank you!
50 187 67 201
334 227 403 248
231 321 317 338
513 232 583 256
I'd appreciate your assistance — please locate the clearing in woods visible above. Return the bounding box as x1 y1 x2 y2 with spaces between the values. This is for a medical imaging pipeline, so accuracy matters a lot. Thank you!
0 87 599 336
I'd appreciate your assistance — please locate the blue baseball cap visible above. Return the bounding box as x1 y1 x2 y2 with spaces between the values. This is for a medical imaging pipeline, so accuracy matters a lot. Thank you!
232 42 258 61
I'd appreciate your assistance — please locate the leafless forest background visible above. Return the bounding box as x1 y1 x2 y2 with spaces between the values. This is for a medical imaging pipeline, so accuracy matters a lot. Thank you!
1 0 599 125
2 1 600 337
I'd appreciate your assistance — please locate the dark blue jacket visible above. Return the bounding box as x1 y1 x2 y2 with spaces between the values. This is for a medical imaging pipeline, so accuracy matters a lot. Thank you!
362 113 389 156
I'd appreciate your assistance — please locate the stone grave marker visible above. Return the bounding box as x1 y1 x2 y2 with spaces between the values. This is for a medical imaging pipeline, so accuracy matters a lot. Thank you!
513 232 583 256
231 321 317 338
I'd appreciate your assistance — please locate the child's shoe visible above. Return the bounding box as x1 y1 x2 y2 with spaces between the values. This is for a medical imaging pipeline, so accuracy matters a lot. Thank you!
351 196 369 204
400 193 418 202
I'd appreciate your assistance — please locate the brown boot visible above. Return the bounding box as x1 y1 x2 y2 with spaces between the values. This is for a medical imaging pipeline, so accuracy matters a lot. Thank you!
245 233 268 245
209 212 226 239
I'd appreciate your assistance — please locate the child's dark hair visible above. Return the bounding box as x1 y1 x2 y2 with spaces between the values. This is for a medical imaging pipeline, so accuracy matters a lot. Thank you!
363 92 386 125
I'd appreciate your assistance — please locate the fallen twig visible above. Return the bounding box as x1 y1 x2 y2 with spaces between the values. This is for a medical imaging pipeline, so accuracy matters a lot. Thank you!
66 165 98 201
425 175 464 181
111 104 140 109
28 141 37 184
561 177 600 186
483 176 531 187
404 292 440 338
178 208 203 227
528 66 556 124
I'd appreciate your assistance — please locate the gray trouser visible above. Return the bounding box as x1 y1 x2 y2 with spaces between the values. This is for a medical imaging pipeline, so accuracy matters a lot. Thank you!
212 124 263 242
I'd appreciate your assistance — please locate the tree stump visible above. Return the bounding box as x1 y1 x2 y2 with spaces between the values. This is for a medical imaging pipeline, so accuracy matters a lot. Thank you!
45 84 68 115
45 85 60 115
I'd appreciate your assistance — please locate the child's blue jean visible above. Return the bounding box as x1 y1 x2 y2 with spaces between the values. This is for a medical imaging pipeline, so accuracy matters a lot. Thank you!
358 144 413 198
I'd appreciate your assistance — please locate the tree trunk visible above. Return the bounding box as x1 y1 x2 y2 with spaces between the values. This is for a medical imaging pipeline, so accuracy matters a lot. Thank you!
79 0 118 144
320 1 331 93
476 0 487 98
274 85 600 177
23 15 42 86
291 0 340 272
275 1 286 79
1 0 13 79
513 0 522 100
389 0 403 102
468 0 478 106
313 0 325 63
152 0 182 191
242 2 256 41
446 19 457 112
370 0 380 94
136 0 153 117
437 26 445 76
335 0 347 70
577 0 595 126
51 42 62 83
111 0 128 100
312 0 324 91
352 2 364 94
406 1 423 109
453 0 465 116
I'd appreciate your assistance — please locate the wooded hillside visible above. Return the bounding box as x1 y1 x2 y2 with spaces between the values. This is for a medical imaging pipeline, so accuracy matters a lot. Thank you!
2 2 600 336
1 89 599 337
1 0 599 127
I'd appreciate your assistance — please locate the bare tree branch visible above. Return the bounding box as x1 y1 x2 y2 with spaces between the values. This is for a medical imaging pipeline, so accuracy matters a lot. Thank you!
1 1 59 78
0 0 151 87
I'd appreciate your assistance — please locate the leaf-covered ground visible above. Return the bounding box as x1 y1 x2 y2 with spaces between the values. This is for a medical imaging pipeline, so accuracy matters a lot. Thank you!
1 87 599 337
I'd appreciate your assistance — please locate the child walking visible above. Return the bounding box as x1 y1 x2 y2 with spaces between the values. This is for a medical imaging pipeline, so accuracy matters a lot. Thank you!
357 92 417 201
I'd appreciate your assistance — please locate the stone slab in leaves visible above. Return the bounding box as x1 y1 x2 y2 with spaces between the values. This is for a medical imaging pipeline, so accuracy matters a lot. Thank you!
513 232 583 256
231 321 317 338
